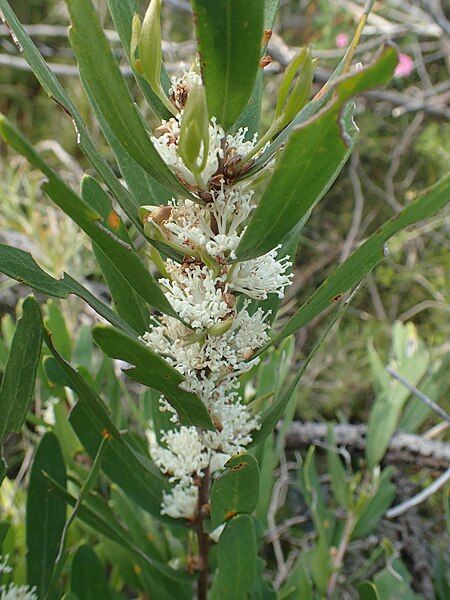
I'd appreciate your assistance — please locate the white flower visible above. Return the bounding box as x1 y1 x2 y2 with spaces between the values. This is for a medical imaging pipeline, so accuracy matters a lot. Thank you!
161 482 198 519
0 555 12 575
0 585 37 600
152 112 262 190
148 427 210 486
169 68 203 112
209 523 226 543
146 104 294 520
142 305 270 403
160 185 255 260
152 117 223 188
160 262 231 331
230 247 293 299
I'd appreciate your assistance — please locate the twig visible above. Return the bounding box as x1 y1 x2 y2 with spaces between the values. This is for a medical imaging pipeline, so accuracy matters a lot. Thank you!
284 422 450 470
340 152 365 262
387 367 450 425
386 467 450 518
327 512 356 599
267 454 290 589
384 112 424 212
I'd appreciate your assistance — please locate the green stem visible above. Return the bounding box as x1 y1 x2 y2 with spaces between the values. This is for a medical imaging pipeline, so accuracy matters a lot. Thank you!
327 511 355 599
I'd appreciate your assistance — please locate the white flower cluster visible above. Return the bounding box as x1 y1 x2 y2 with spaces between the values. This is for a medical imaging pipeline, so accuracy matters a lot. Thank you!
0 585 37 600
0 556 37 600
145 68 293 520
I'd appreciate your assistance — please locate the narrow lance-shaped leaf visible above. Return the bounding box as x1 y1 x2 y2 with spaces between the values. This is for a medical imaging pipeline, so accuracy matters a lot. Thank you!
0 116 176 319
271 173 450 346
192 0 265 131
252 286 359 446
236 46 398 261
0 0 145 230
45 332 169 518
0 295 43 441
27 433 67 599
246 9 373 177
210 453 260 527
80 68 172 210
45 473 191 583
0 244 136 337
106 0 173 119
230 0 280 138
92 325 215 431
81 176 149 335
71 546 112 600
65 0 187 196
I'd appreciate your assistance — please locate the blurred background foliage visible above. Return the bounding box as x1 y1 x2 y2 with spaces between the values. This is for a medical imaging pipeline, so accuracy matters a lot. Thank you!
1 1 449 597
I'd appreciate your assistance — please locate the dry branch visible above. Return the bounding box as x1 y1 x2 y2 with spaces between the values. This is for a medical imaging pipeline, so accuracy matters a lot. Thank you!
285 422 450 470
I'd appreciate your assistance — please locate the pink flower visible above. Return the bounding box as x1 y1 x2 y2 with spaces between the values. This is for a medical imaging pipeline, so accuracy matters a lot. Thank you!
394 53 414 78
335 33 349 49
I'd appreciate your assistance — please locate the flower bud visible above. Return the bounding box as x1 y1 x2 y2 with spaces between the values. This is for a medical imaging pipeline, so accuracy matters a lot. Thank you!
135 1 177 116
143 219 164 241
139 0 163 93
275 47 316 128
139 204 171 225
130 13 142 73
207 316 234 337
178 85 210 177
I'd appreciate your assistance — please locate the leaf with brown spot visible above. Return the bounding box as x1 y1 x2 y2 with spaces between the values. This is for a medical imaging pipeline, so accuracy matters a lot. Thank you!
210 453 260 528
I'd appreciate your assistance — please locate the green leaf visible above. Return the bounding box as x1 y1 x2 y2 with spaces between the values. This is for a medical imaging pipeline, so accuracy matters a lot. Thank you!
0 243 136 337
45 300 72 361
0 296 43 441
211 514 257 600
358 581 381 600
326 426 351 509
92 325 214 430
0 116 176 319
271 173 450 346
352 468 396 539
254 436 277 525
373 558 423 599
45 474 190 584
81 176 149 335
26 432 67 599
192 0 264 131
0 520 10 548
106 0 172 119
399 356 449 433
71 546 112 600
230 0 279 139
281 555 313 600
0 0 144 230
252 291 354 446
82 79 172 209
210 453 260 527
45 332 166 518
65 0 185 195
366 323 429 468
299 446 326 521
236 47 398 261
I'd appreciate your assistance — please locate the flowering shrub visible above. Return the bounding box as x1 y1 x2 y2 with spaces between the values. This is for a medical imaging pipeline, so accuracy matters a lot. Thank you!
0 0 449 598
